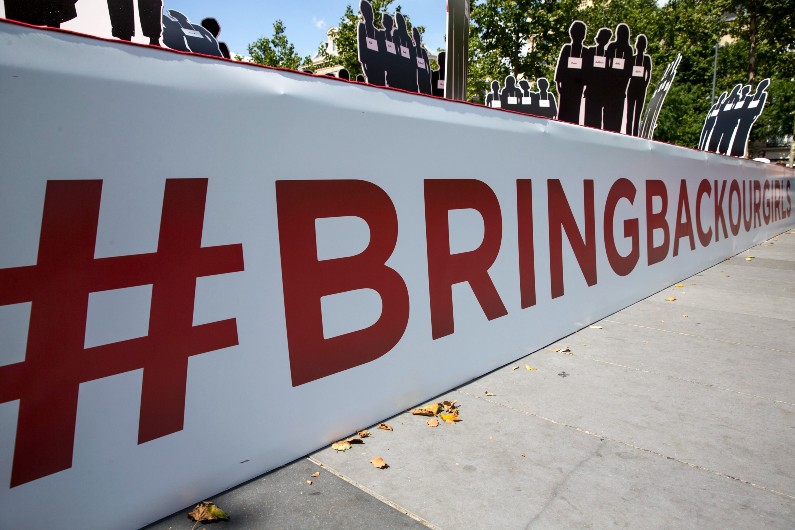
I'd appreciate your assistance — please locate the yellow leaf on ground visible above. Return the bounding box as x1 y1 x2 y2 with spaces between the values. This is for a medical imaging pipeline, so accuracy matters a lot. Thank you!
412 408 435 416
551 348 561 352
665 297 677 302
675 284 685 288
427 418 439 427
311 471 320 478
440 410 460 424
745 256 754 261
331 440 352 452
485 390 496 396
370 456 388 469
378 423 393 431
525 364 537 371
358 430 371 438
187 502 230 523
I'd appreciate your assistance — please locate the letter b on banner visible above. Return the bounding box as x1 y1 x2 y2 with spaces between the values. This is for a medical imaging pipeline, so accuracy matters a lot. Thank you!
276 180 409 386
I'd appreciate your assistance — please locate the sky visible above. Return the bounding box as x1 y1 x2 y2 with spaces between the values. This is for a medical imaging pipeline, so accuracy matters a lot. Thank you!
7 0 446 58
164 0 449 58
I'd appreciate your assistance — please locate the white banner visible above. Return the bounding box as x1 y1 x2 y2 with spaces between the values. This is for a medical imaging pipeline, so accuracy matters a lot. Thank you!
0 21 793 529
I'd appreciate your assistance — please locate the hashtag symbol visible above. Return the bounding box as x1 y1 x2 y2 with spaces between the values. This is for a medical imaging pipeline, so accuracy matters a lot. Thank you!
0 179 244 487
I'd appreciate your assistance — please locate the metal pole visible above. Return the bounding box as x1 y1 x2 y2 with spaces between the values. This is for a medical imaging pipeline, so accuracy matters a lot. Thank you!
711 43 719 103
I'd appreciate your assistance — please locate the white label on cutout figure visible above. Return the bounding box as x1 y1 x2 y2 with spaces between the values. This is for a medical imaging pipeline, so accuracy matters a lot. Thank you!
400 45 410 58
594 56 606 68
612 58 625 69
632 66 644 77
385 41 396 54
366 37 378 51
568 57 582 69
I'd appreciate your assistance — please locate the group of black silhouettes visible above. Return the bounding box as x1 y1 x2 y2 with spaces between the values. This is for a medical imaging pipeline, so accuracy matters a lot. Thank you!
699 79 770 157
485 76 558 119
4 1 230 58
357 0 445 96
555 21 652 136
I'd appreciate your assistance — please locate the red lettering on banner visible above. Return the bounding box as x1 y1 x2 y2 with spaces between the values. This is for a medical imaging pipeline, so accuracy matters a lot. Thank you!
695 179 712 248
604 178 639 276
714 179 728 242
742 181 753 232
425 179 508 339
673 180 695 256
275 180 409 386
0 179 244 487
548 180 596 299
645 180 669 265
728 180 742 236
753 180 762 228
517 180 536 309
763 180 771 225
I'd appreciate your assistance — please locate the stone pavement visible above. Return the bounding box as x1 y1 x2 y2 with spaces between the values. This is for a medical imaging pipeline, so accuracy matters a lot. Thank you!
147 230 795 530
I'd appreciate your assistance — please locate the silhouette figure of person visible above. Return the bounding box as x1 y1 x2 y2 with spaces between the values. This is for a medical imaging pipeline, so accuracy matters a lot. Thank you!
603 23 633 133
626 34 652 136
393 11 417 92
518 79 538 113
358 0 386 86
356 74 366 83
381 13 399 88
719 84 750 154
162 9 221 56
555 21 587 124
201 18 230 58
485 80 501 108
708 84 741 152
108 0 163 45
413 27 432 95
536 78 558 119
729 79 769 157
501 75 522 111
4 0 78 27
699 92 727 150
431 51 447 97
583 27 612 129
338 68 351 81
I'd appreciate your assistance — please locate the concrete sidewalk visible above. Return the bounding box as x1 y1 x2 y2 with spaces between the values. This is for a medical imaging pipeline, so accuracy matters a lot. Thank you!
148 230 795 529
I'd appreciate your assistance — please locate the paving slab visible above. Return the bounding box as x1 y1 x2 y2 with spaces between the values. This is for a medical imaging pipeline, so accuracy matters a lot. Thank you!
146 231 795 528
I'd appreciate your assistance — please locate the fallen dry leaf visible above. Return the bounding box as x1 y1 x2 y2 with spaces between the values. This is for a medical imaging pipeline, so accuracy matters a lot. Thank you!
442 400 458 413
682 314 689 318
485 390 496 396
307 480 313 485
512 365 520 371
560 346 572 354
525 364 537 371
311 471 320 478
187 501 229 524
412 408 435 416
378 423 393 431
440 410 460 424
665 297 677 302
358 430 371 438
331 440 352 452
675 284 685 288
370 456 388 469
427 418 439 427
589 325 603 330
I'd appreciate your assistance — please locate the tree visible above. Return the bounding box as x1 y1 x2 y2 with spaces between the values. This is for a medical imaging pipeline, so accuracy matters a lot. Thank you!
247 20 311 70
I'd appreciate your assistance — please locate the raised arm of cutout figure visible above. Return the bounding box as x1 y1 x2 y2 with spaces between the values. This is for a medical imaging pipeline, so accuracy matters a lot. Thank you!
708 84 741 152
730 79 769 157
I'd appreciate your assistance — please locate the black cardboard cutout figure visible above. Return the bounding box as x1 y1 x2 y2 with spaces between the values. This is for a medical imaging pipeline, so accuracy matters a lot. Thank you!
393 11 417 92
536 78 558 119
485 80 501 108
483 76 557 119
357 0 386 86
518 79 537 113
582 27 612 129
201 17 230 58
603 23 633 132
500 75 522 111
555 21 587 124
338 68 351 81
729 79 769 157
640 54 680 140
162 9 222 57
381 12 399 87
108 0 162 44
413 27 432 95
4 0 78 27
699 79 770 157
626 34 652 136
431 51 446 97
707 84 742 152
356 74 366 83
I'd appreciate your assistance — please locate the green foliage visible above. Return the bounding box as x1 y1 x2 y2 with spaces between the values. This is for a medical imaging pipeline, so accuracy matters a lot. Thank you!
247 20 309 70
